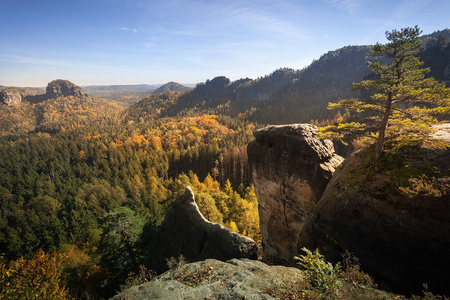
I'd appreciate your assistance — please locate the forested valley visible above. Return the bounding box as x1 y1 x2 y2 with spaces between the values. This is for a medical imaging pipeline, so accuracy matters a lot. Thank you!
0 29 449 299
0 98 259 297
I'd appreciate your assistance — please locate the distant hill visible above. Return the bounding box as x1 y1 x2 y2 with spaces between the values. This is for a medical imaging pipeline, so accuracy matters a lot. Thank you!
85 82 191 106
123 91 184 122
156 47 370 124
83 83 188 106
129 29 449 125
421 28 450 42
3 29 449 128
151 82 191 94
82 85 159 106
0 80 123 135
83 84 159 93
0 85 45 95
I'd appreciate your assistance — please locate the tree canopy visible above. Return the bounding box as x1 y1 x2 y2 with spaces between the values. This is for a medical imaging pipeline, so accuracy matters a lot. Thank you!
319 26 450 162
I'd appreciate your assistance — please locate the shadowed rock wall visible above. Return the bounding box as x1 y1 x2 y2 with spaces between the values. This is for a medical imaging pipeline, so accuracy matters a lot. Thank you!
299 143 450 295
247 124 343 261
145 187 257 273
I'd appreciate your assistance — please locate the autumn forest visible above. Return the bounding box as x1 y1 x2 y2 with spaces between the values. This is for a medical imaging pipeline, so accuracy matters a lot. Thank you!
0 28 449 299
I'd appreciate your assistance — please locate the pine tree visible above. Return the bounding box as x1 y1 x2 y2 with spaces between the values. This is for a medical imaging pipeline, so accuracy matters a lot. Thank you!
319 26 450 163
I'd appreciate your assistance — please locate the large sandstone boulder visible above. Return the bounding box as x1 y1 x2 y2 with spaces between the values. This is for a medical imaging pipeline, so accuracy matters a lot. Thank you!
247 124 343 261
299 141 450 295
46 79 87 99
0 88 22 105
145 187 257 273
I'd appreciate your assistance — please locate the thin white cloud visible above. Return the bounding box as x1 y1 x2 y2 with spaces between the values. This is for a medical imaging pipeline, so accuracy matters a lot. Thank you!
232 7 310 41
119 27 138 33
0 54 108 70
328 0 360 15
391 0 432 22
159 28 204 37
0 54 72 67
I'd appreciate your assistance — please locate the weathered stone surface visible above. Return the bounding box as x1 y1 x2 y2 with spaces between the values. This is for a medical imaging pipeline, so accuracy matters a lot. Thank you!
114 258 305 300
145 187 257 273
113 258 397 300
247 124 343 261
46 79 87 99
299 142 450 296
0 88 22 105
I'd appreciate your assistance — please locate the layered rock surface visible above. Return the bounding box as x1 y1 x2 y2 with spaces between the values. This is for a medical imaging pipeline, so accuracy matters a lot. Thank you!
299 142 450 295
0 88 22 105
145 187 257 273
247 124 343 261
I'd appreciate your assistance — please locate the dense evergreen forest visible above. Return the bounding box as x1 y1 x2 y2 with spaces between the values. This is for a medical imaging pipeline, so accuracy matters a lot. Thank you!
0 28 448 299
0 107 260 298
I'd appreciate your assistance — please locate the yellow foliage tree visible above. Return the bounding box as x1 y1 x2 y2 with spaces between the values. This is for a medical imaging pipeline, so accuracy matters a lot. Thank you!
0 250 71 300
229 221 239 233
203 173 220 193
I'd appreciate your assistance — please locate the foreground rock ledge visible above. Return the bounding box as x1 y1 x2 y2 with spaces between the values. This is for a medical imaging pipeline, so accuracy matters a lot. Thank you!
145 186 257 273
113 258 397 300
247 124 343 261
116 258 305 300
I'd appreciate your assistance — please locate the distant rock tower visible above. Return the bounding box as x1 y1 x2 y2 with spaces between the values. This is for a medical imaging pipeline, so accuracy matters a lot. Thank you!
46 79 87 98
0 88 23 105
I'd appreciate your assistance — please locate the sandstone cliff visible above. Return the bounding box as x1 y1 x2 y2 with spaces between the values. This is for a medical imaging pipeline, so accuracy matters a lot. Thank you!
247 124 343 261
46 79 87 99
0 88 22 106
299 140 450 295
145 187 257 273
1 80 88 105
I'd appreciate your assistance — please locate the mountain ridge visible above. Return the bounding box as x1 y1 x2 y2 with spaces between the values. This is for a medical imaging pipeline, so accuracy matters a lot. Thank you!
2 29 449 133
145 29 449 125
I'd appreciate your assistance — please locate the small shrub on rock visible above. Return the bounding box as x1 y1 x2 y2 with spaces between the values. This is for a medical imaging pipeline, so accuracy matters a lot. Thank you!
294 247 342 296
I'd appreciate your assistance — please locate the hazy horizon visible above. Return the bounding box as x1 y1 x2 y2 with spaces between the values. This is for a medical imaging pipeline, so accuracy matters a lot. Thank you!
0 82 197 89
1 0 449 87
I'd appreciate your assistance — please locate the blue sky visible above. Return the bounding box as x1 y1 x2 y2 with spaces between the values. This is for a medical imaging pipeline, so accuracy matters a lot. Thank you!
0 0 448 87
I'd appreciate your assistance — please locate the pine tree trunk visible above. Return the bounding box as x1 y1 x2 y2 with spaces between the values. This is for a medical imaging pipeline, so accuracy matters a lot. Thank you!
375 93 393 163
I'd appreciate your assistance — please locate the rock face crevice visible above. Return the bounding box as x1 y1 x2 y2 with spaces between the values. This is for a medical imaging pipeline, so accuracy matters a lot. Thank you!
247 124 343 261
145 186 258 273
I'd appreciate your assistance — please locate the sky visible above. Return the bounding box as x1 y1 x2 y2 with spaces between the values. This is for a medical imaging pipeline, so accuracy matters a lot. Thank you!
0 0 449 87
